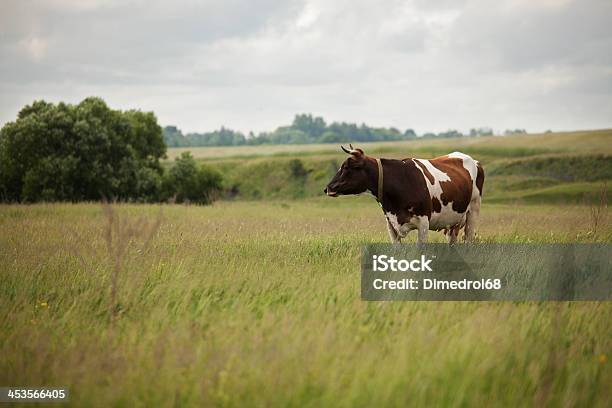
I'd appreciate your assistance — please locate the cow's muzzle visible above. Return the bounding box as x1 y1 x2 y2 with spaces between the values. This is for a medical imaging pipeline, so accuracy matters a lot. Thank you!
323 187 338 197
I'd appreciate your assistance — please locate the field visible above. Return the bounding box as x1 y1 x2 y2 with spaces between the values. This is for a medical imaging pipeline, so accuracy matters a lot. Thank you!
1 130 611 406
165 129 612 160
167 129 612 204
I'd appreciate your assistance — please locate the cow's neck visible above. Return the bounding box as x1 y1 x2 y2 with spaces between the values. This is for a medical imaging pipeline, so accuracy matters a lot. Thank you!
364 158 381 201
366 157 397 210
365 157 406 214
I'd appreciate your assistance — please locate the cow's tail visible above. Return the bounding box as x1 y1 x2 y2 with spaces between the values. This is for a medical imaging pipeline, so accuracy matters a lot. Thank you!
475 162 485 197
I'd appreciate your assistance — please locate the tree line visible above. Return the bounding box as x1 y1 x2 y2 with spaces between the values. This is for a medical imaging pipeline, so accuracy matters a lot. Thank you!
0 97 529 204
163 113 527 147
163 114 417 147
0 98 222 203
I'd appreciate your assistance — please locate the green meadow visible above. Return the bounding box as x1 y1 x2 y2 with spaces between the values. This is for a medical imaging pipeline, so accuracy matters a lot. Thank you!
169 129 612 204
1 129 611 406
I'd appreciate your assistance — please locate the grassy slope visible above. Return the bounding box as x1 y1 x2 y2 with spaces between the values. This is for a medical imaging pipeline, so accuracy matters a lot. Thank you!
165 129 612 204
0 200 610 406
165 129 612 161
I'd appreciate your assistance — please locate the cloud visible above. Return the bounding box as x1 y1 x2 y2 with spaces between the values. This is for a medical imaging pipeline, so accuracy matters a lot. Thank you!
0 0 611 133
19 36 49 61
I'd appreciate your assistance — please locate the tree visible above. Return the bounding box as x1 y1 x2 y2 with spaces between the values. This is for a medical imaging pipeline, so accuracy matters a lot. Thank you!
0 97 166 202
163 126 188 147
404 129 417 139
292 114 326 138
470 127 493 137
167 127 247 147
317 131 348 143
504 129 527 135
437 129 463 138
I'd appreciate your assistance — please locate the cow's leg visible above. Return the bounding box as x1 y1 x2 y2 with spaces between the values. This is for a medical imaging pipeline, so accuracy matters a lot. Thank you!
464 197 481 242
416 216 429 245
387 220 401 243
447 226 458 245
464 212 474 242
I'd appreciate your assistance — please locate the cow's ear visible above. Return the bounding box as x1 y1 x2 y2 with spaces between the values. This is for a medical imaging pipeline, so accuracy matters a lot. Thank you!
351 148 364 158
348 149 365 167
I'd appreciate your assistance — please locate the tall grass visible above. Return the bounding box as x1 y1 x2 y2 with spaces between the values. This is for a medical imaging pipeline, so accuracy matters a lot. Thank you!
0 200 610 406
588 183 608 238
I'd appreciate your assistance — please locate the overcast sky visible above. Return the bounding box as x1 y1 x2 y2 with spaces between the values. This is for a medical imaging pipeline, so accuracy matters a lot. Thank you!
1 0 611 134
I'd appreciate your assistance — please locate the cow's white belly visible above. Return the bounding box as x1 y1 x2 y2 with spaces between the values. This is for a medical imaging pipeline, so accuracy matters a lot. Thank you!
429 202 468 230
386 204 467 236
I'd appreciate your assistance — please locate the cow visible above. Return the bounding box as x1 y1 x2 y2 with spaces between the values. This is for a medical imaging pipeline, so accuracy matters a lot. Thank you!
323 145 485 244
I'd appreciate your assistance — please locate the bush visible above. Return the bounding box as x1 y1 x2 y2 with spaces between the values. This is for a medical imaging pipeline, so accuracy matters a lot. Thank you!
288 159 309 179
162 152 222 204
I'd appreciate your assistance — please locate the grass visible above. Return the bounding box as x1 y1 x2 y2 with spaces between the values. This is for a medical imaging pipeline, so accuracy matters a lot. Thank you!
1 129 611 406
163 129 612 204
1 198 611 406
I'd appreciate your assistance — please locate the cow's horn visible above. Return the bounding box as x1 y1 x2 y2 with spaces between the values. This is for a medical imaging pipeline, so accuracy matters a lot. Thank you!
349 143 354 150
341 145 351 154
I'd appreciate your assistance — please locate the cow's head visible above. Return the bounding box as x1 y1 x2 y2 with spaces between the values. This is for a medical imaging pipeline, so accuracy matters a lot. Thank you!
324 145 370 197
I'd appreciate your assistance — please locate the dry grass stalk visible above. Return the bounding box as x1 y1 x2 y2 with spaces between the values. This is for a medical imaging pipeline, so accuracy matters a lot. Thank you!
101 201 163 324
588 183 608 237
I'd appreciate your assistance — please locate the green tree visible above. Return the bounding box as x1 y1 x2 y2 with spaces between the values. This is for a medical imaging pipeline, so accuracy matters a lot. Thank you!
317 131 347 143
0 97 166 202
163 126 188 147
292 114 326 138
404 129 417 139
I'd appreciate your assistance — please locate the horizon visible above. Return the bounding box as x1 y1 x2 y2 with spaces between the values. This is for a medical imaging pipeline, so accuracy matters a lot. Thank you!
6 99 612 138
161 114 612 138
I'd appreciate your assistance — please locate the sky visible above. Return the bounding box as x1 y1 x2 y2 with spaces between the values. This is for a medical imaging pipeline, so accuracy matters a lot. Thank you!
1 0 611 135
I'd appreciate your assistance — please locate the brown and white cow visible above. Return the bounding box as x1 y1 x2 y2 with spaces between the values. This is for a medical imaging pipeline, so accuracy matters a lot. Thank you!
324 145 485 244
